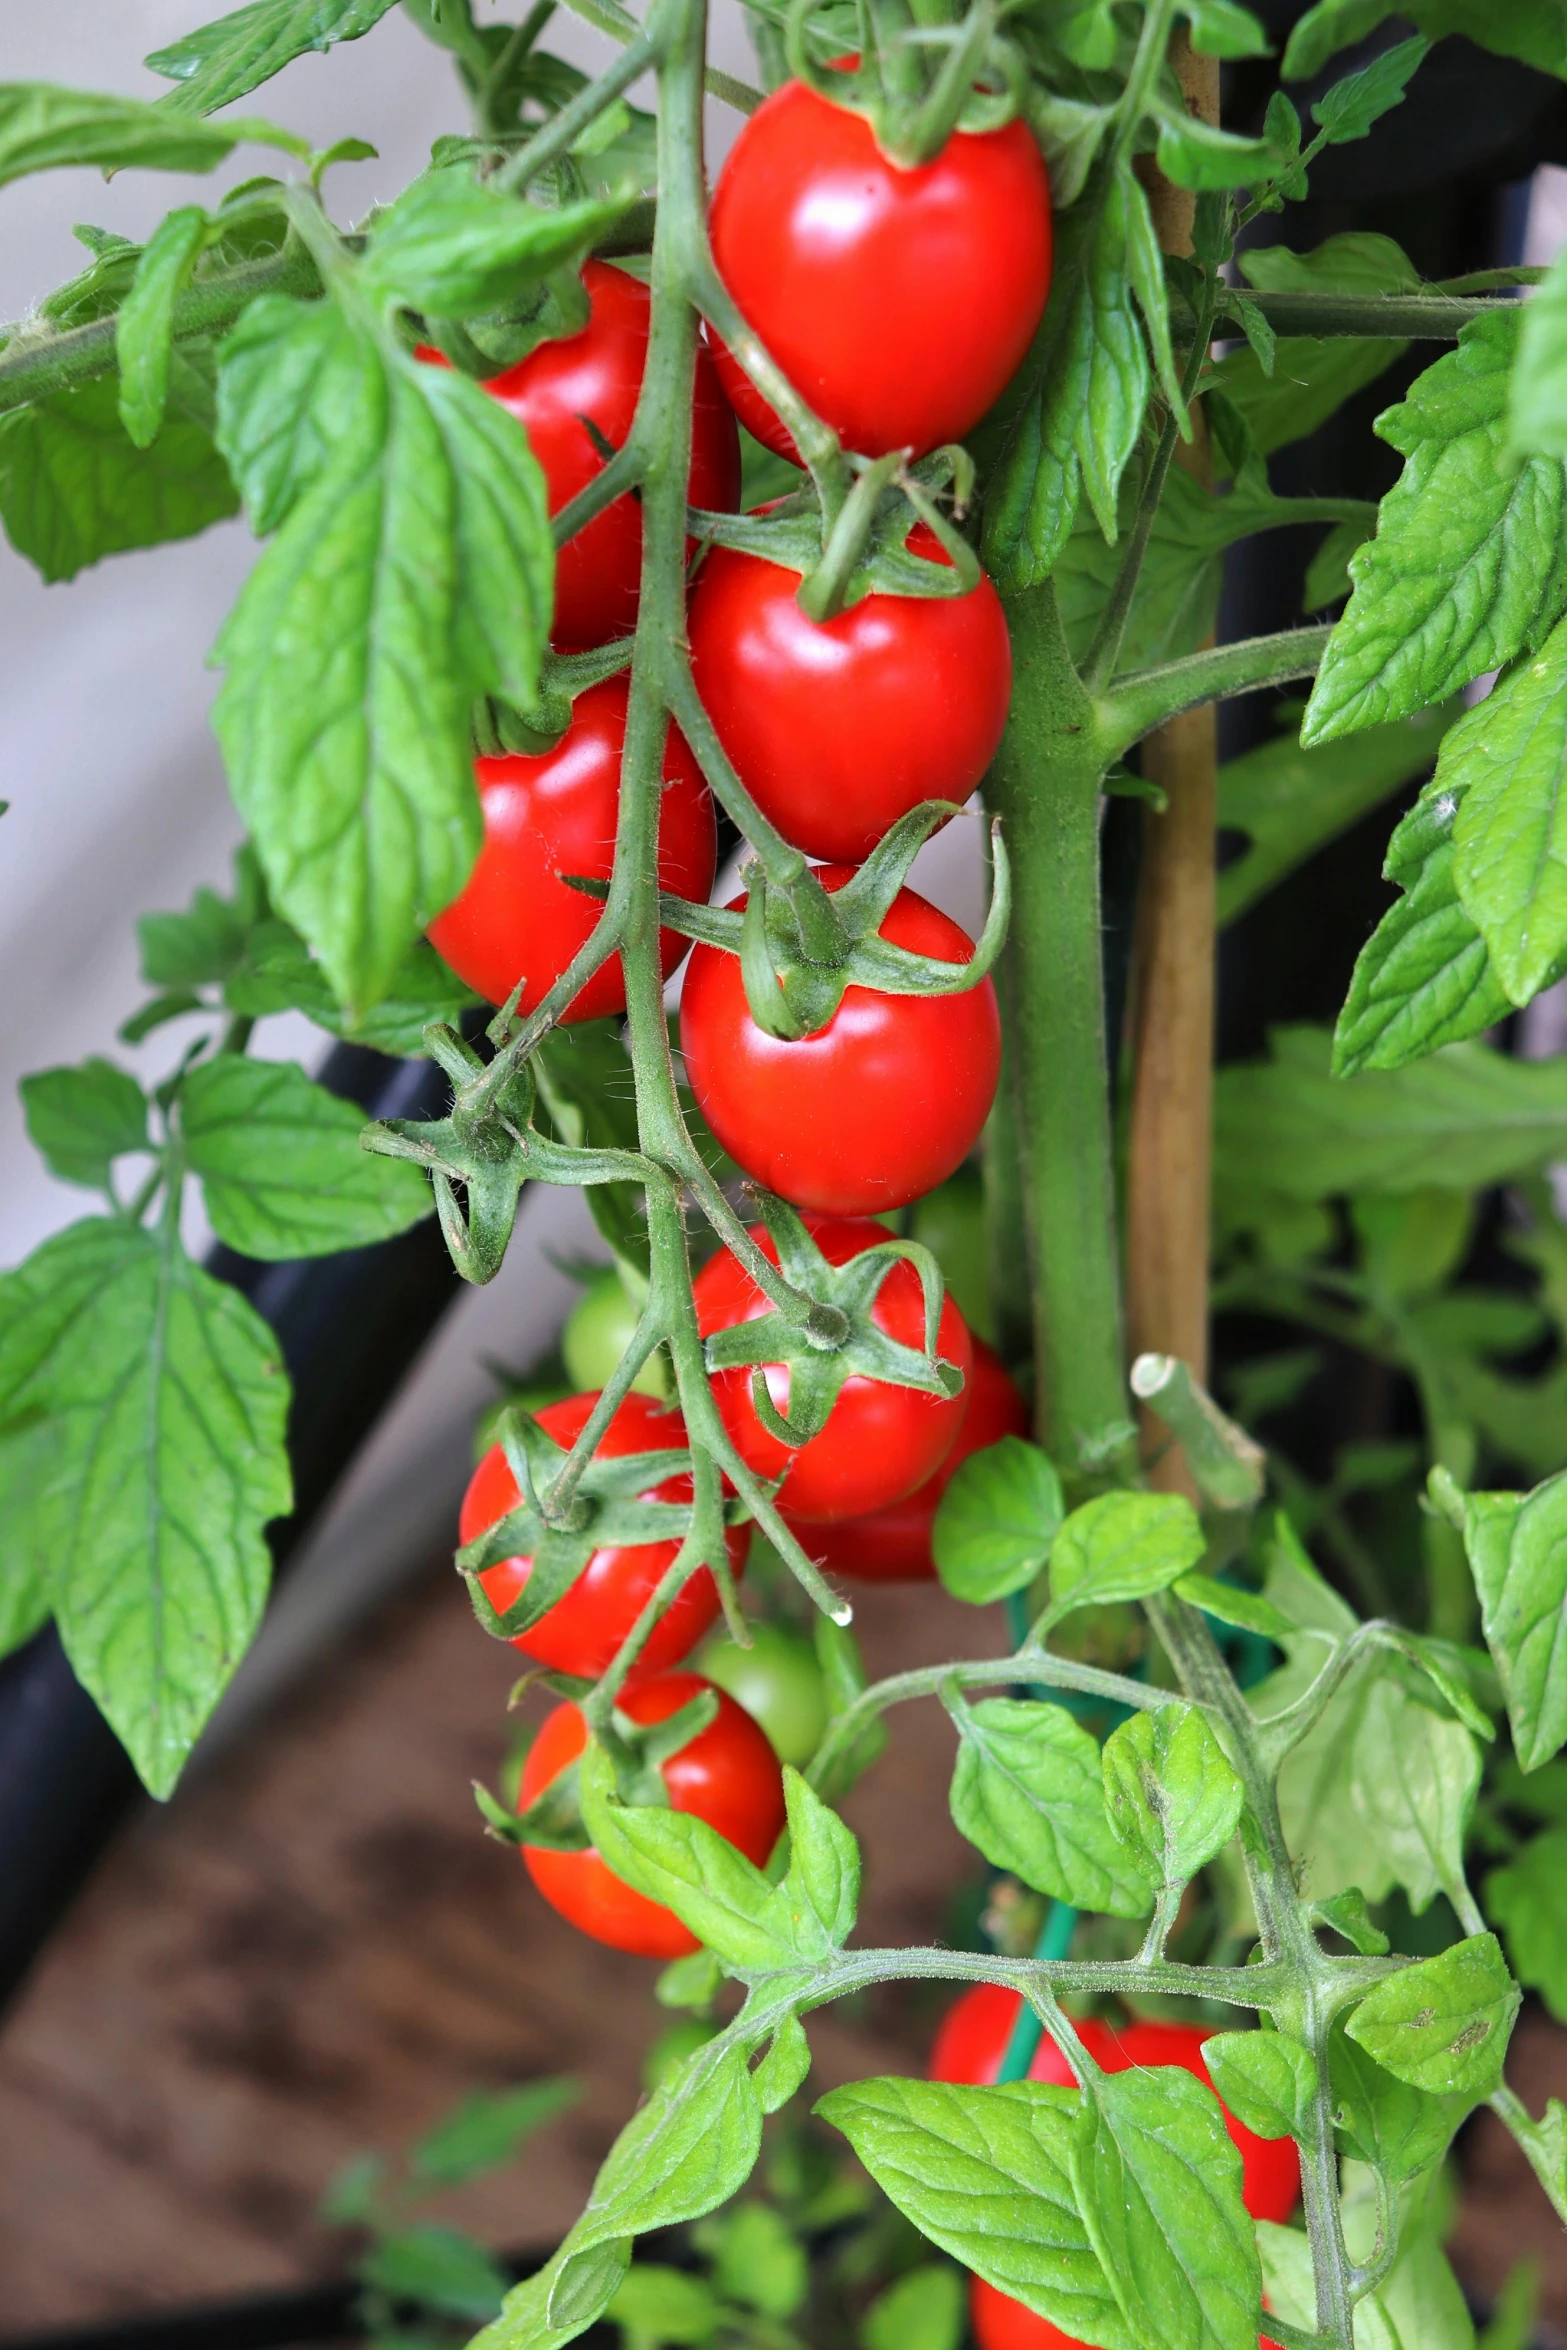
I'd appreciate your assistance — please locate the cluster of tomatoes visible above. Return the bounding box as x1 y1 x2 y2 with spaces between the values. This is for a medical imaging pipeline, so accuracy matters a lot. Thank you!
443 74 1053 1955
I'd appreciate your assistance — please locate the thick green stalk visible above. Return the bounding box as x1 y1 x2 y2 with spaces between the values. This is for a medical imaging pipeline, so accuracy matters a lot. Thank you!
986 584 1132 1482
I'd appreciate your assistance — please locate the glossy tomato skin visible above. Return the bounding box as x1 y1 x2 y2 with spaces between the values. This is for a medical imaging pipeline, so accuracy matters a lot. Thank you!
929 1985 1301 2224
464 1392 748 1681
783 1336 1025 1579
692 1216 972 1521
519 1671 786 1957
427 676 716 1021
444 260 740 647
709 82 1052 462
970 2277 1284 2350
687 525 1012 864
680 870 1001 1216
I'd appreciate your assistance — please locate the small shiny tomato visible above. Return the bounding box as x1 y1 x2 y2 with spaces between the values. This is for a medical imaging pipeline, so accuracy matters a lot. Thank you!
691 1215 972 1521
929 1986 1301 2225
708 81 1052 462
562 1270 670 1400
426 260 740 647
427 676 716 1021
679 869 1001 1216
693 1619 829 1765
519 1670 786 1957
687 524 1012 864
464 1391 748 1681
783 1335 1026 1580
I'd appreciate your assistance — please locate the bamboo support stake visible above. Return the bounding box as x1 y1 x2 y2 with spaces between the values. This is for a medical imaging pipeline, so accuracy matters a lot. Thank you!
1125 32 1220 1496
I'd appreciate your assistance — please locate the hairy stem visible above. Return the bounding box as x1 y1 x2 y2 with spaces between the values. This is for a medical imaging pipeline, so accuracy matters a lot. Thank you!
1101 625 1333 751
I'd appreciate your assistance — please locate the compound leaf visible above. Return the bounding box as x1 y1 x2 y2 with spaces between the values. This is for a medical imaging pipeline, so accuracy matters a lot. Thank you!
948 1694 1154 1918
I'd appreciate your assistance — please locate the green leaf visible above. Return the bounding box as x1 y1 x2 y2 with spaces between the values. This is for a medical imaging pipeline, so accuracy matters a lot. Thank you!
1456 1469 1567 1769
1284 0 1567 81
117 207 209 448
578 1743 795 1972
0 1421 54 1661
1334 784 1518 1076
216 292 375 534
214 311 551 1009
605 2265 722 2346
815 2077 1131 2350
1172 1573 1293 1639
21 1058 149 1191
1238 231 1420 296
1346 1933 1519 2094
1201 2030 1317 2144
483 2036 765 2350
780 1765 859 1952
1152 105 1279 192
1447 616 1567 1003
1217 704 1456 929
364 2226 508 2320
948 1695 1154 1917
1351 1675 1481 1915
704 2201 807 2319
0 363 239 583
147 0 400 117
1045 1491 1205 1623
1305 315 1567 745
181 1055 430 1257
1101 1703 1245 1888
1181 0 1270 57
861 2266 964 2350
362 173 624 321
411 2078 580 2186
1075 2064 1262 2350
1328 2021 1471 2180
1216 1025 1567 1203
1486 1827 1567 2024
982 173 1148 592
0 82 250 183
1216 235 1417 463
140 849 266 986
1310 1888 1390 1955
0 1216 291 1796
932 1436 1064 1604
1311 34 1429 141
752 2014 811 2114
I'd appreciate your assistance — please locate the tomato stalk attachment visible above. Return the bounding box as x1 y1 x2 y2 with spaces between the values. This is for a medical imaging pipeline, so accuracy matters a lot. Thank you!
783 0 1025 166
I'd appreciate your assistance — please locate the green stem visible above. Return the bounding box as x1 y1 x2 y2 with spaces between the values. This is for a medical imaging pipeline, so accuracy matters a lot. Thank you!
1240 289 1507 339
985 584 1133 1483
496 32 663 188
1101 625 1332 751
552 0 761 108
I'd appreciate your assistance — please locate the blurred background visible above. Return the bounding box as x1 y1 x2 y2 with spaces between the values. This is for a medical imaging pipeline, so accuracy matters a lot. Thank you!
3 5 1567 2344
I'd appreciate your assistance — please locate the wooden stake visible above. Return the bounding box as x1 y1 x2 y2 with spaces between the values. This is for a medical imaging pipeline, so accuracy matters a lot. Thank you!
1125 33 1220 1496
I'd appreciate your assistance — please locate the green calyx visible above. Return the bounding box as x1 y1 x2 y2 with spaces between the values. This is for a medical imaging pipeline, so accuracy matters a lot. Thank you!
692 446 979 624
705 1197 965 1446
363 1021 650 1281
472 639 635 759
474 1686 721 1853
783 0 1025 168
662 804 1011 1040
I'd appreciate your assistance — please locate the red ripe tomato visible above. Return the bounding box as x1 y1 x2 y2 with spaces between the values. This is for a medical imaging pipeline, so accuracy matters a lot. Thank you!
691 1215 972 1521
424 260 740 647
464 1391 749 1681
970 2276 1283 2350
708 82 1052 462
687 523 1012 864
783 1336 1026 1579
929 1986 1301 2224
518 1670 786 1956
679 869 1001 1216
427 676 717 1020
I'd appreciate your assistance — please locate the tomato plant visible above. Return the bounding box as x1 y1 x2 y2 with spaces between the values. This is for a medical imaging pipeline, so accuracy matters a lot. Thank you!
464 1392 747 1680
517 1671 785 1955
680 873 1001 1214
687 524 1013 863
10 3 1567 2347
708 80 1053 460
783 1336 1025 1579
426 677 717 1020
693 1215 972 1518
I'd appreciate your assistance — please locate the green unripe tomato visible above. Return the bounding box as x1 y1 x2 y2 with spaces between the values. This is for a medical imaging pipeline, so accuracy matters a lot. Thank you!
562 1269 669 1398
694 1622 828 1766
643 2016 721 2091
909 1168 993 1344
